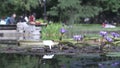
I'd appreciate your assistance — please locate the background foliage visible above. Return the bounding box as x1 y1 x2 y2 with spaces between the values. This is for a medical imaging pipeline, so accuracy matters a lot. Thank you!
1 0 120 24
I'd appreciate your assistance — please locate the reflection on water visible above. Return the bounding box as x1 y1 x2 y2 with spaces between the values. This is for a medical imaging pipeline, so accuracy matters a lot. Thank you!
0 54 120 68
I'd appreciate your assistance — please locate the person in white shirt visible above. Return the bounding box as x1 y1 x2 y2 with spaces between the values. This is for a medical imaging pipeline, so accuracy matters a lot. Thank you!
24 16 29 22
0 18 6 25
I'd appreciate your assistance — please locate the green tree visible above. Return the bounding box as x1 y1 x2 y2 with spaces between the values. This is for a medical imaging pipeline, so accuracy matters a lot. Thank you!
0 0 41 16
47 0 102 24
101 0 120 12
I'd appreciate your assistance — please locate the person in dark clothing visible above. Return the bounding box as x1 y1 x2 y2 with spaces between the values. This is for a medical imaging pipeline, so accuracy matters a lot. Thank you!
8 13 16 25
18 15 26 22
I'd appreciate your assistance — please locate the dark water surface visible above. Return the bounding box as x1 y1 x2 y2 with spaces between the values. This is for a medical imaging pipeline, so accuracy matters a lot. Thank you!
0 53 120 68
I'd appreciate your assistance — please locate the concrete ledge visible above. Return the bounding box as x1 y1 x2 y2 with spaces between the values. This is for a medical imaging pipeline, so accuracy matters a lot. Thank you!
19 40 59 48
0 40 18 44
0 25 16 30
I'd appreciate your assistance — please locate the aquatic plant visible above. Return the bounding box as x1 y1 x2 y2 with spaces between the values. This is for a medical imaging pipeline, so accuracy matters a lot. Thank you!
73 35 83 43
104 36 113 43
60 28 67 34
100 31 107 37
59 27 67 41
111 32 120 38
98 63 103 68
111 62 120 66
99 31 113 51
98 62 120 68
99 31 107 44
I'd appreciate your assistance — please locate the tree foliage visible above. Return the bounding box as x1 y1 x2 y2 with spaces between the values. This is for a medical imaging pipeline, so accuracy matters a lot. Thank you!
0 0 40 16
102 0 120 12
1 0 120 23
47 0 102 24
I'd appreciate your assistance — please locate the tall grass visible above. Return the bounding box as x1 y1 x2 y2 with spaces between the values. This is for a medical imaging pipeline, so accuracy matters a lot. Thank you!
41 23 62 40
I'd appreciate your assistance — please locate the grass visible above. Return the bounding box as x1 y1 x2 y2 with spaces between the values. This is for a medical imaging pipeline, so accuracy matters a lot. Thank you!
41 23 120 40
66 24 120 38
68 24 120 31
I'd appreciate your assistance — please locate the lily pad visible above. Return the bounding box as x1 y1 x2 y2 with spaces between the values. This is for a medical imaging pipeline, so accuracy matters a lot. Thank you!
106 52 120 57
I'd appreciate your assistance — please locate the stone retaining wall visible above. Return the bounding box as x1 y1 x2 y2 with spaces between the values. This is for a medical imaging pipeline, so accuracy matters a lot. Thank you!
0 23 42 42
17 22 41 41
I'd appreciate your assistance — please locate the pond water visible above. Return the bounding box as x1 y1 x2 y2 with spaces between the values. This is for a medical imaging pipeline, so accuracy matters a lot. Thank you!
0 53 120 68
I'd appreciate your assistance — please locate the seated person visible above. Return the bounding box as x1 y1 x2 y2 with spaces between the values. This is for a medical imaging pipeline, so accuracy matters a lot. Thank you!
29 14 36 25
5 17 10 25
18 15 26 23
0 17 6 25
24 15 29 22
7 14 16 25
